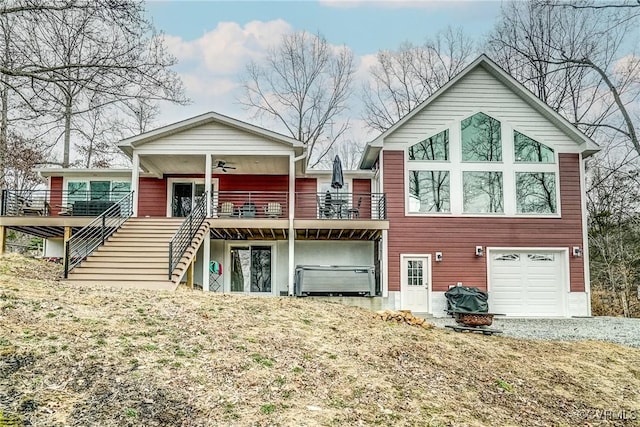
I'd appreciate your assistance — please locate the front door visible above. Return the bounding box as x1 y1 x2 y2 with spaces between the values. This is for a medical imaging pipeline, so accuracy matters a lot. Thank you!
400 255 430 313
229 246 272 294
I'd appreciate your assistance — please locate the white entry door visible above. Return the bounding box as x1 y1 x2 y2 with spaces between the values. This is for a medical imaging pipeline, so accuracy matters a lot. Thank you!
400 255 430 313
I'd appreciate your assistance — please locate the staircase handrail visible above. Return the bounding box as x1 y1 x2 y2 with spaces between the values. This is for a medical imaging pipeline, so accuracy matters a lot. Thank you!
64 191 134 278
168 192 208 280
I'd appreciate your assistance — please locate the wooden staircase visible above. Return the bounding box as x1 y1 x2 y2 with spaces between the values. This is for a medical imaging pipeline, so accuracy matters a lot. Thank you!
65 217 209 290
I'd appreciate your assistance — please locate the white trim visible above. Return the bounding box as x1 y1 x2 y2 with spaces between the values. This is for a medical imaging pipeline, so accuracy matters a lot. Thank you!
486 247 570 317
202 235 211 292
400 253 432 313
205 154 212 217
288 154 295 296
579 154 591 314
223 241 277 296
134 148 294 156
381 229 388 298
118 111 303 150
380 152 388 298
132 153 139 217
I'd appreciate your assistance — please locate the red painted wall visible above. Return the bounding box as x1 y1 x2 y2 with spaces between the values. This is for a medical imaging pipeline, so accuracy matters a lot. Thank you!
138 177 167 217
295 178 317 218
49 176 63 215
217 174 288 191
383 151 585 293
352 179 372 219
137 174 290 217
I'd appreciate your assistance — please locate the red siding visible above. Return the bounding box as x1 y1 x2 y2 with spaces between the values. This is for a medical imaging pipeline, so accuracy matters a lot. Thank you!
295 178 317 218
217 174 288 191
352 179 372 219
138 177 167 217
49 176 63 215
138 174 289 217
384 151 585 293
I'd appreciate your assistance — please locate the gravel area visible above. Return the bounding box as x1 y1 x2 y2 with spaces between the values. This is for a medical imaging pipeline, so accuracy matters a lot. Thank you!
429 316 640 348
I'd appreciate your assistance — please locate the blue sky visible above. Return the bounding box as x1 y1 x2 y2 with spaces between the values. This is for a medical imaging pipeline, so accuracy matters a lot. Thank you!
146 0 503 139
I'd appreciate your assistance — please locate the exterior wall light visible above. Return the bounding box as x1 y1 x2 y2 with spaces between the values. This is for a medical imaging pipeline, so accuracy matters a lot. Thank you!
435 252 443 262
475 246 484 257
572 246 582 257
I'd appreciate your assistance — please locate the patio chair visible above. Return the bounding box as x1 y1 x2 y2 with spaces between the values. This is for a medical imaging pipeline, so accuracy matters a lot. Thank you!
317 195 333 218
263 202 282 218
347 196 362 219
219 202 234 217
22 199 50 216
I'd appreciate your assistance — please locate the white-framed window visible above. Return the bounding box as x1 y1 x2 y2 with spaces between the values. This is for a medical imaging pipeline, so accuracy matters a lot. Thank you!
65 179 131 203
406 112 559 217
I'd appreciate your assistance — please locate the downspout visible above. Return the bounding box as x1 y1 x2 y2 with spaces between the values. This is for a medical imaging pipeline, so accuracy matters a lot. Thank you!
288 150 308 296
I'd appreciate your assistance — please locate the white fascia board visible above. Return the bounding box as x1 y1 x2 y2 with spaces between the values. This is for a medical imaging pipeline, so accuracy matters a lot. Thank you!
117 111 303 150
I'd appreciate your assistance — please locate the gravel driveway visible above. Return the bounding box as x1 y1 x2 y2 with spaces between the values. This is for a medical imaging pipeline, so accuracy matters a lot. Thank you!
429 316 640 348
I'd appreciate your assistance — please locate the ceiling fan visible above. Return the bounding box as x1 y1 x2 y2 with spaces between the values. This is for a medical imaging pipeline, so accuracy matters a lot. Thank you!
213 160 236 173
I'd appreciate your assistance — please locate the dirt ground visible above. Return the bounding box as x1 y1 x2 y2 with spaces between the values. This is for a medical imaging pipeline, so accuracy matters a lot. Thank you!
1 254 639 426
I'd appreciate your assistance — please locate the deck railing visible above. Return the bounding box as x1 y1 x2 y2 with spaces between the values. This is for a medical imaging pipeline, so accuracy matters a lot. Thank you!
294 192 387 220
63 192 134 278
212 191 289 219
1 189 131 217
169 192 208 280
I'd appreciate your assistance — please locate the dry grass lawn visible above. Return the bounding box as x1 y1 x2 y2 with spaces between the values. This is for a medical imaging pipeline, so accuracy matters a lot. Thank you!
1 254 639 426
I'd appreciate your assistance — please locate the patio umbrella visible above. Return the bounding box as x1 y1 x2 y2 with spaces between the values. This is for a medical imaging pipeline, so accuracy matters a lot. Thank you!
331 155 344 196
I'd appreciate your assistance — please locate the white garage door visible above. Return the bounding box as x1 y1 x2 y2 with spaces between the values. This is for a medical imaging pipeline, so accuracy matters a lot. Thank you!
489 250 566 317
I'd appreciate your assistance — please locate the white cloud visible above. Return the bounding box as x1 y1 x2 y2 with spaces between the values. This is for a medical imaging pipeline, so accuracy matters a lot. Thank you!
355 53 379 85
319 0 454 9
164 19 292 75
613 54 640 82
157 19 381 148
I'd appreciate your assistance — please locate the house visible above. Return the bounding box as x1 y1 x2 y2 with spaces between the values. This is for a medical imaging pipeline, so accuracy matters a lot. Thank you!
0 55 598 317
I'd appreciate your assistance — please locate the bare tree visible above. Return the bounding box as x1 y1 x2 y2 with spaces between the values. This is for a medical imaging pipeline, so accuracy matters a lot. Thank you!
0 0 187 169
240 31 355 168
362 26 475 132
3 132 45 192
486 0 640 157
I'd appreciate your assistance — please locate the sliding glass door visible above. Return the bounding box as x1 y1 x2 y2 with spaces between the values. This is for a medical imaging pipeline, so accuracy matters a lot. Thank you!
230 246 272 293
171 182 206 217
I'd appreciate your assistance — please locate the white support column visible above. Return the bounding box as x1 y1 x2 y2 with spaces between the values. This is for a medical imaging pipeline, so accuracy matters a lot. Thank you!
202 234 211 292
205 153 212 217
131 152 140 217
288 154 296 296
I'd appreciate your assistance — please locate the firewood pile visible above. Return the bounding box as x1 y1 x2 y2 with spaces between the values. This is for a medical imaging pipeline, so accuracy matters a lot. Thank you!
375 310 434 329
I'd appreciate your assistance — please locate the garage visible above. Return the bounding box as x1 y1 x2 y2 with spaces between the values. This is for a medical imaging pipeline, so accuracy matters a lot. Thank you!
488 250 567 317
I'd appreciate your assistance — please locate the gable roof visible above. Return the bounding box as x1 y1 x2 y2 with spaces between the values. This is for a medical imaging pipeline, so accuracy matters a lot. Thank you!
359 54 600 169
118 111 304 156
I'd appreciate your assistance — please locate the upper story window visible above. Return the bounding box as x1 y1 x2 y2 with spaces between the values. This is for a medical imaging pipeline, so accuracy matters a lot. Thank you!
514 131 554 163
408 129 449 161
406 114 559 217
461 112 502 162
409 170 450 213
